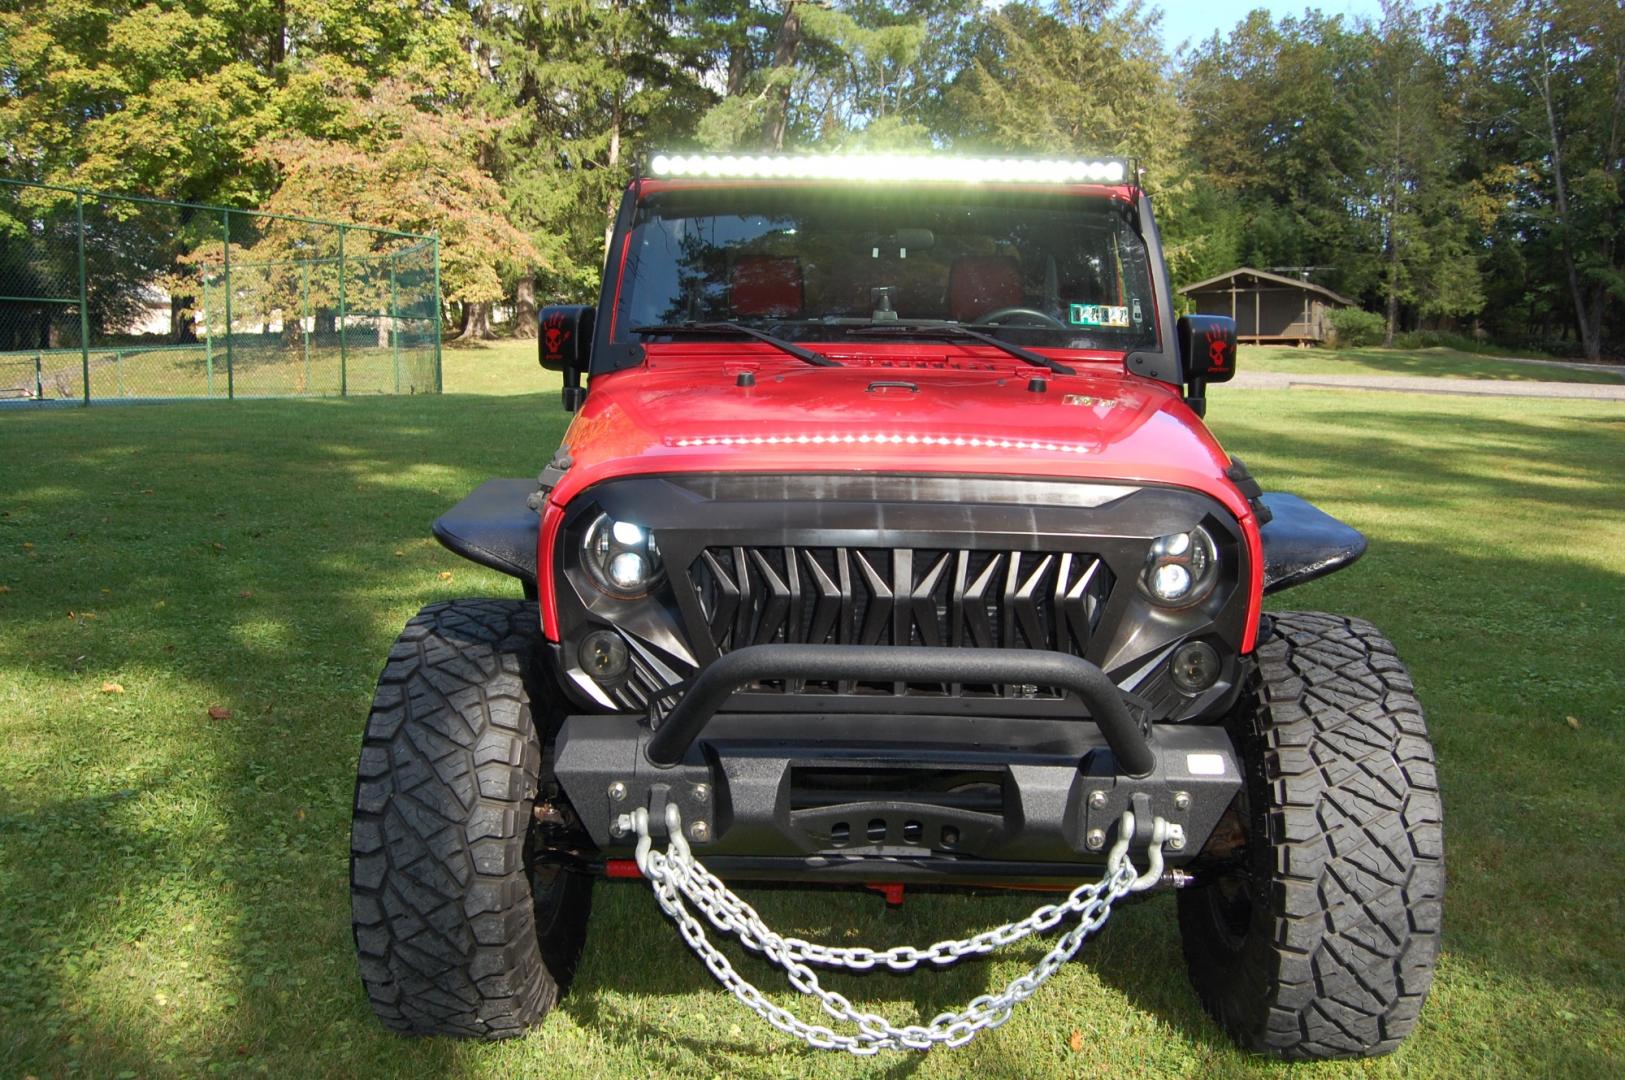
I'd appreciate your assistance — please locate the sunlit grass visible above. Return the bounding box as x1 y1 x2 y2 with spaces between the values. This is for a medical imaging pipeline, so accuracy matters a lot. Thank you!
1240 343 1623 384
1 378 1620 1077
441 337 556 396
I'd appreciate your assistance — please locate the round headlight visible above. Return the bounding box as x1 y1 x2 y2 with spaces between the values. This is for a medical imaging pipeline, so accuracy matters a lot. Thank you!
582 513 664 598
1142 526 1218 607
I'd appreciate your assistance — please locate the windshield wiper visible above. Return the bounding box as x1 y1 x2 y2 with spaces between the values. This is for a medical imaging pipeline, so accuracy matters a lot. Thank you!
631 321 841 367
845 323 1075 376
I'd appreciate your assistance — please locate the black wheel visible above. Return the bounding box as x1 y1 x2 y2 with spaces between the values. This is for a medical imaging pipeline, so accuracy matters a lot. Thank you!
1178 611 1444 1059
350 599 592 1039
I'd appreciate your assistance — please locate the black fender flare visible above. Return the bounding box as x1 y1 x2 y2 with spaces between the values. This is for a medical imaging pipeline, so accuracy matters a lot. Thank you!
429 481 1364 599
431 478 540 594
1258 492 1366 594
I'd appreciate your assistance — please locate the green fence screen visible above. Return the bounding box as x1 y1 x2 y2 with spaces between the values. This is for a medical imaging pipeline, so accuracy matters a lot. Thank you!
0 178 441 405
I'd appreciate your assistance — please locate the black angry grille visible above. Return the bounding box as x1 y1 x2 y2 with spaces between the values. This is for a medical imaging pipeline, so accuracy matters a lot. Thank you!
688 546 1114 696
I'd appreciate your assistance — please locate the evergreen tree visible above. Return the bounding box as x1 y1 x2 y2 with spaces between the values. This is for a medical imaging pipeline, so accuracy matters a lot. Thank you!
1360 1 1483 343
494 1 710 321
1465 0 1625 359
1179 11 1377 301
690 1 936 150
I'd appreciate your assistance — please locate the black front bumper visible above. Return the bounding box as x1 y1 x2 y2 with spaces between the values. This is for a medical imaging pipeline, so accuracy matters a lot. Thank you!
553 644 1243 883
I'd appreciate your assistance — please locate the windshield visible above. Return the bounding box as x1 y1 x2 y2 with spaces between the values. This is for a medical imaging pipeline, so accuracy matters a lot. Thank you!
612 186 1157 352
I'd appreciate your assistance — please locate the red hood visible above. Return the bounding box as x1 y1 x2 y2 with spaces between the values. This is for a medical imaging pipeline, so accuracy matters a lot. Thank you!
547 346 1246 518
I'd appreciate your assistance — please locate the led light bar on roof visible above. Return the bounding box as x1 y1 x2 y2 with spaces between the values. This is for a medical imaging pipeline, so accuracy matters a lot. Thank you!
647 153 1129 185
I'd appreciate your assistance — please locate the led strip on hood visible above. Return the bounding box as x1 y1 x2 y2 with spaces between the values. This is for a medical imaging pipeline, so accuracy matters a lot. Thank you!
669 432 1104 454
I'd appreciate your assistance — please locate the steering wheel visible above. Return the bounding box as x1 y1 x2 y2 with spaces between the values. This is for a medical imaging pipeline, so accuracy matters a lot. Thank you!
971 307 1068 330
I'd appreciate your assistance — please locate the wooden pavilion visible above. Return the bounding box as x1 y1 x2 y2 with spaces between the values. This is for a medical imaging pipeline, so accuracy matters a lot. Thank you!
1179 267 1357 345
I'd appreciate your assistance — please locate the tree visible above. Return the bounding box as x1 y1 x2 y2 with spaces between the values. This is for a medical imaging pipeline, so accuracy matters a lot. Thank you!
248 79 539 339
1179 11 1381 301
0 0 287 340
1360 2 1482 344
942 2 1180 171
929 2 1200 276
0 0 490 340
3 0 1621 354
690 1 936 151
492 1 711 320
1466 0 1625 360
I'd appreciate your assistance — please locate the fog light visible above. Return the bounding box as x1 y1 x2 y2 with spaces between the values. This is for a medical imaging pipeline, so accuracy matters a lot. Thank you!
1169 641 1221 694
579 630 629 682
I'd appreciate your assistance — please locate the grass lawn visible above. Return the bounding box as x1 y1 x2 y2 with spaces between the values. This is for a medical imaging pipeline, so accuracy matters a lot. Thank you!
1240 343 1625 384
440 337 554 395
1 378 1621 1078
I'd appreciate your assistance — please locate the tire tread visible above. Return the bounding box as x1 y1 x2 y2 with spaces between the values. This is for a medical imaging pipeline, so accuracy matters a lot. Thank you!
350 599 588 1039
1179 611 1444 1059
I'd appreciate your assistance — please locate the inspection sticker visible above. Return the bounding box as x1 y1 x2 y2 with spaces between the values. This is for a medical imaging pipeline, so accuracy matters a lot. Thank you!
1069 303 1131 328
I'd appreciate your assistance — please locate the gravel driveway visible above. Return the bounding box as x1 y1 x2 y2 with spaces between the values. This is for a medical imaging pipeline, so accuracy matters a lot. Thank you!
1227 370 1625 401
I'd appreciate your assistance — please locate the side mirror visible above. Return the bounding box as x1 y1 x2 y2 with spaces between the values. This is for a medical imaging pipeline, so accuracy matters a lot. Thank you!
539 304 595 411
1176 314 1236 418
1177 315 1237 383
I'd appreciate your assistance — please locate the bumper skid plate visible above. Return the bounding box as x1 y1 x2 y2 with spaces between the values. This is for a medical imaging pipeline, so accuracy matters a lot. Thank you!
554 644 1243 879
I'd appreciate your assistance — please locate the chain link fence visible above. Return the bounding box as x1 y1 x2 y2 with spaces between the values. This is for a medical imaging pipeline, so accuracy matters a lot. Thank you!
0 178 440 406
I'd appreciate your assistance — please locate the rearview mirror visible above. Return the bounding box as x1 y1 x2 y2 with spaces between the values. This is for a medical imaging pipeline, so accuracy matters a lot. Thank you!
539 305 594 411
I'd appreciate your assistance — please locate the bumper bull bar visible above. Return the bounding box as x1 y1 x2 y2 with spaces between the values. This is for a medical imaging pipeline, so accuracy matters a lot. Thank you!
554 644 1242 879
646 644 1155 776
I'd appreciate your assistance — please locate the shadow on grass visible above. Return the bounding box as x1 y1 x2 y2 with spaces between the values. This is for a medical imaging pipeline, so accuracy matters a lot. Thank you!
0 791 177 1077
0 394 562 1074
0 390 1621 1075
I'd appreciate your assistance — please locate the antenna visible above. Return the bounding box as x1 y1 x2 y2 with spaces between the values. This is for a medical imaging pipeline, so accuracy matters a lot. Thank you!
1264 265 1335 282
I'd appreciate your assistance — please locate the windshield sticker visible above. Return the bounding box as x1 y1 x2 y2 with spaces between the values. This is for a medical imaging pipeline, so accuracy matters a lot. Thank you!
1131 298 1143 324
1069 303 1131 328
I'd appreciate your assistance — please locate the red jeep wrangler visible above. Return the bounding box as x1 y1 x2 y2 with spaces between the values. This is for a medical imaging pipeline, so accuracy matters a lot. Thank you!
350 153 1443 1058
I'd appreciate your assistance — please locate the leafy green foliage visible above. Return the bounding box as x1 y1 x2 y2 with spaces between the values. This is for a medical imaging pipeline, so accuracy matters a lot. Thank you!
1358 3 1484 338
942 3 1179 169
1175 0 1624 356
1328 306 1387 347
1177 12 1389 301
687 1 941 152
490 2 712 304
1456 0 1625 360
0 0 518 326
2 1 1623 348
251 81 536 306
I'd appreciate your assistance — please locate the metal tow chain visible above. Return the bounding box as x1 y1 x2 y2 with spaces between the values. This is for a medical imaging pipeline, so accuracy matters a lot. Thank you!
622 802 1171 1054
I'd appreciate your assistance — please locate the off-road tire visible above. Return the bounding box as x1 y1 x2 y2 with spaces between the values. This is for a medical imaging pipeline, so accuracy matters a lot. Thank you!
1178 611 1444 1059
350 599 592 1038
